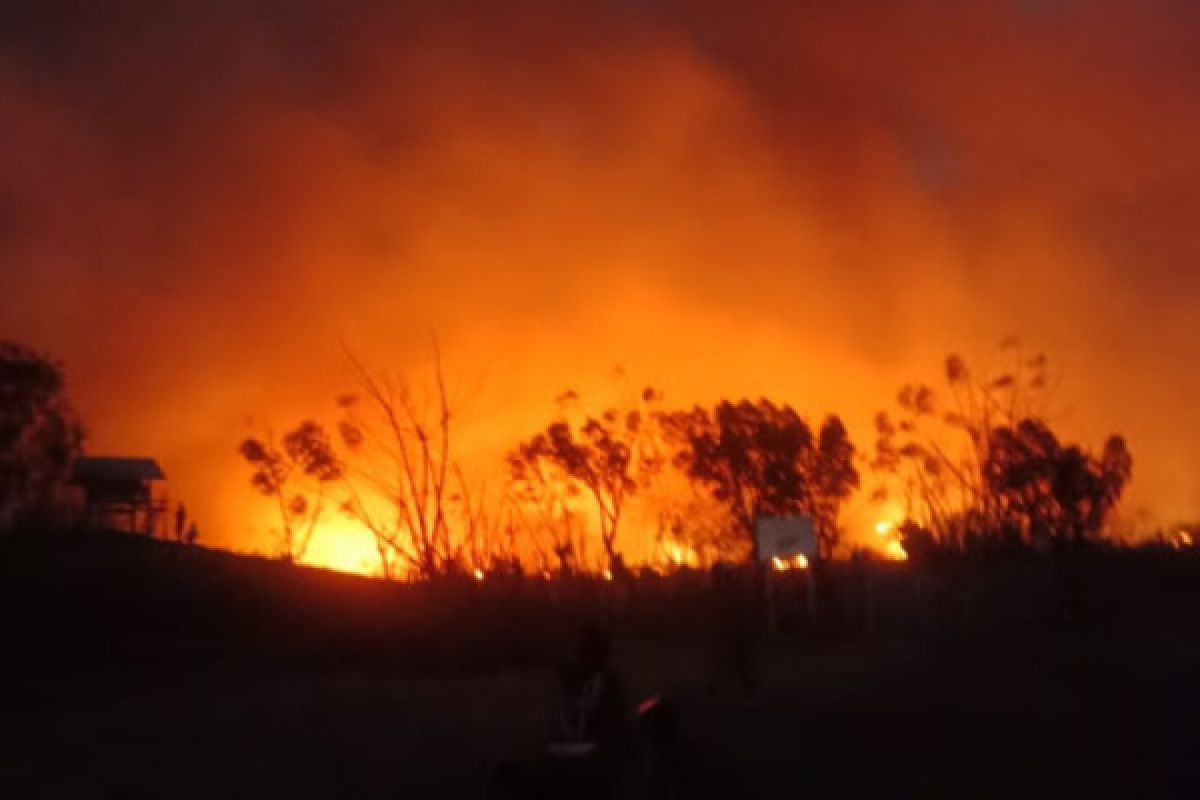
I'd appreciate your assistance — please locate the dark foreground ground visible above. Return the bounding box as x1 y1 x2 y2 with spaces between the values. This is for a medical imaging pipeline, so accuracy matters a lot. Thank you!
2 532 1200 798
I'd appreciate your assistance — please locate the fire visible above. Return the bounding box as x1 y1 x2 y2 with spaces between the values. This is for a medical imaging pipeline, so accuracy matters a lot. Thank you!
302 520 380 576
871 510 908 560
660 540 698 568
7 1 1200 571
771 554 809 572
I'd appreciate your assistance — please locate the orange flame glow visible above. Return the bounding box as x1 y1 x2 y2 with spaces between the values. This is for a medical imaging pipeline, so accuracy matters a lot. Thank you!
4 2 1196 568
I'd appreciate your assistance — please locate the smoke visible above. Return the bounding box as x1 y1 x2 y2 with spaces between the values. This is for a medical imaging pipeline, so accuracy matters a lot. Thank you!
2 0 1199 551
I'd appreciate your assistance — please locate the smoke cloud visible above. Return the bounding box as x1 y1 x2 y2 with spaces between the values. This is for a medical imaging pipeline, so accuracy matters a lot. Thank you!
2 0 1199 550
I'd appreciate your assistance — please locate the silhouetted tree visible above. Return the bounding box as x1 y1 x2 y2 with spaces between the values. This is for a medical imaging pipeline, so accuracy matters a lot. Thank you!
873 346 1044 546
507 435 585 574
337 346 480 579
805 416 861 555
239 420 341 562
456 473 519 576
509 388 664 572
642 470 741 568
984 419 1132 544
0 341 83 530
667 399 859 559
874 343 1132 549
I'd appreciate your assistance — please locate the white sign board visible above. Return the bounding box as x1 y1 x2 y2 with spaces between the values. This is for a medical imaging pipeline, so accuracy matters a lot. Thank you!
755 515 818 562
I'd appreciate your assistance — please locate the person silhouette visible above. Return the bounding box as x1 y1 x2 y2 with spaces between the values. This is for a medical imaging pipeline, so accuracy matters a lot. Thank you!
174 503 187 541
544 623 632 797
493 623 632 799
550 624 629 754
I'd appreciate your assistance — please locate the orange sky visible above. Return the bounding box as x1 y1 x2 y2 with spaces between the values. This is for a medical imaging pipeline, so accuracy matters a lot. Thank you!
2 1 1199 563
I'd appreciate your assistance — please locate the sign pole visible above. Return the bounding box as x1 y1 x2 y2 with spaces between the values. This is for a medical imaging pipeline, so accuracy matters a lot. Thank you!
806 563 817 621
764 564 778 633
863 558 875 634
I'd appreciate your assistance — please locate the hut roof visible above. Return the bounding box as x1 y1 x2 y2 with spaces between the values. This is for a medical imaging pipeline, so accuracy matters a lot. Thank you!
71 457 166 483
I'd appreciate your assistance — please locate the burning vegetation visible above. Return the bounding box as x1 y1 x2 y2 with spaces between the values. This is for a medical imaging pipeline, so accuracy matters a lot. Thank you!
227 343 1132 579
0 337 1136 579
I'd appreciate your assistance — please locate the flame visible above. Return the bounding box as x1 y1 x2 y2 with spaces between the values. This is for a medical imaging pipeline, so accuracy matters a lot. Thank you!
771 553 810 572
3 1 1199 569
302 519 380 576
869 508 908 561
660 540 698 569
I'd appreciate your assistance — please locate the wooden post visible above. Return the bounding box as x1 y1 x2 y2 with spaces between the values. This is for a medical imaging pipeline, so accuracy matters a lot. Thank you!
913 573 925 633
805 564 817 622
863 559 875 635
763 565 778 633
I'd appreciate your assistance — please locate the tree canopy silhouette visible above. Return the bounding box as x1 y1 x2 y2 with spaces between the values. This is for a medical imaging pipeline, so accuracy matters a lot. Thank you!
0 341 83 530
335 347 484 579
874 344 1133 550
507 433 585 574
509 388 664 573
239 420 341 563
985 419 1132 544
666 399 859 559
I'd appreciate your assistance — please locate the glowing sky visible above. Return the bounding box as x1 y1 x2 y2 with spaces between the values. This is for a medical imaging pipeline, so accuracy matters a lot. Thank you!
2 1 1199 557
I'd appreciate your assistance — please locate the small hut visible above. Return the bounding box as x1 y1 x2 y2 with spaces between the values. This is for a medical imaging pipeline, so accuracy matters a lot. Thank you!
71 456 167 536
